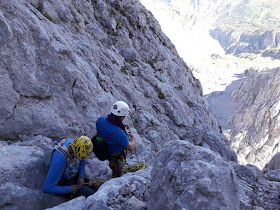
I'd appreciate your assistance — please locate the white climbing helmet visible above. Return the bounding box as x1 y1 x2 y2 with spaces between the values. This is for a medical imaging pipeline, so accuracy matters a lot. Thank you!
110 101 129 117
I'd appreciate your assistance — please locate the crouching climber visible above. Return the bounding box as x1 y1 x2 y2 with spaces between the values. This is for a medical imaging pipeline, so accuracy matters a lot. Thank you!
42 136 95 198
96 101 136 177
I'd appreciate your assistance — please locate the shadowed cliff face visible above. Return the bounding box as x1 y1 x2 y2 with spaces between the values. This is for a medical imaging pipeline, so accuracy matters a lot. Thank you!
229 68 280 169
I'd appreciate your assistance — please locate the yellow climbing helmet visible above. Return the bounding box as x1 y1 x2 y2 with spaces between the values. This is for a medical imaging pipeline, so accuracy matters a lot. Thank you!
71 136 93 160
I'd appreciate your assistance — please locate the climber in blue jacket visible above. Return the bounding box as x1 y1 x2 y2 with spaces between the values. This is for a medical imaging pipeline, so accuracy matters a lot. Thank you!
96 101 136 177
42 136 94 197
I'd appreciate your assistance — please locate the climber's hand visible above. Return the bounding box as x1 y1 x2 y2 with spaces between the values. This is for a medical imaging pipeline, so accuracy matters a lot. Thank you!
70 185 79 194
78 177 85 188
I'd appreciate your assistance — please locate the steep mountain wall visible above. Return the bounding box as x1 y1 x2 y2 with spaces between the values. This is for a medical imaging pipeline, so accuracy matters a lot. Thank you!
2 0 280 209
0 0 221 145
0 0 238 208
229 68 280 168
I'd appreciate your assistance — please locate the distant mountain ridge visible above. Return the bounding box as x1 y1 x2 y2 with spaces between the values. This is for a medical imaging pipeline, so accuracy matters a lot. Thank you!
210 0 280 58
152 0 280 59
215 0 280 29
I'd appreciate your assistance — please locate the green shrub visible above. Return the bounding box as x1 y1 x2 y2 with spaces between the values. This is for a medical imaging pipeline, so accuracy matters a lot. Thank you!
121 66 128 75
158 92 165 99
155 75 162 82
187 101 194 107
120 10 126 16
43 13 54 22
175 85 183 90
112 60 119 66
146 60 155 69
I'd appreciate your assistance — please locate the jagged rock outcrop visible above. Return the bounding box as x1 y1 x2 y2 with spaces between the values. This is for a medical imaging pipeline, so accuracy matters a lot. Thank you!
4 135 279 210
263 152 280 172
148 140 280 210
148 140 240 210
232 163 280 210
229 68 280 169
148 133 280 210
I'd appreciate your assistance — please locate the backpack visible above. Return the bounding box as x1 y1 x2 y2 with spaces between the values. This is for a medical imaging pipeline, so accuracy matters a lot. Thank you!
43 139 69 171
91 135 109 161
92 118 121 161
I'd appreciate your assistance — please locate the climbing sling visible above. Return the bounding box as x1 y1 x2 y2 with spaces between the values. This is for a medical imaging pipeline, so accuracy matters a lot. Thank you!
43 139 69 171
43 139 81 180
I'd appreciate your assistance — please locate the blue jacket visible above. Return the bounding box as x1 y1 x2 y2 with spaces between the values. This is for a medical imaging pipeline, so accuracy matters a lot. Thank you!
96 117 129 154
42 139 86 194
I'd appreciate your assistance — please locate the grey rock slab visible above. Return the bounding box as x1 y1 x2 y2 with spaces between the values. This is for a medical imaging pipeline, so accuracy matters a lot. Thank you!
148 140 240 210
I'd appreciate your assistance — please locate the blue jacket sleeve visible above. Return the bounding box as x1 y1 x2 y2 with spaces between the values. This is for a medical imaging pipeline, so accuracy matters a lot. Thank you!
79 160 86 177
42 151 71 194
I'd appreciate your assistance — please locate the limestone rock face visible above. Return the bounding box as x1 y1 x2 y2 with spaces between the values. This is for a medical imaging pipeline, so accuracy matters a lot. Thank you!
0 0 236 208
232 163 280 210
0 135 151 209
0 0 236 178
229 68 280 169
147 140 280 210
264 152 280 171
0 137 68 209
0 0 222 154
46 168 151 210
46 196 86 210
4 0 280 209
148 140 240 210
84 169 151 210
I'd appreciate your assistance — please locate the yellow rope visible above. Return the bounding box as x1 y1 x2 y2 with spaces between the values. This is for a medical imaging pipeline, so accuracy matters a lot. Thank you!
124 161 147 173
